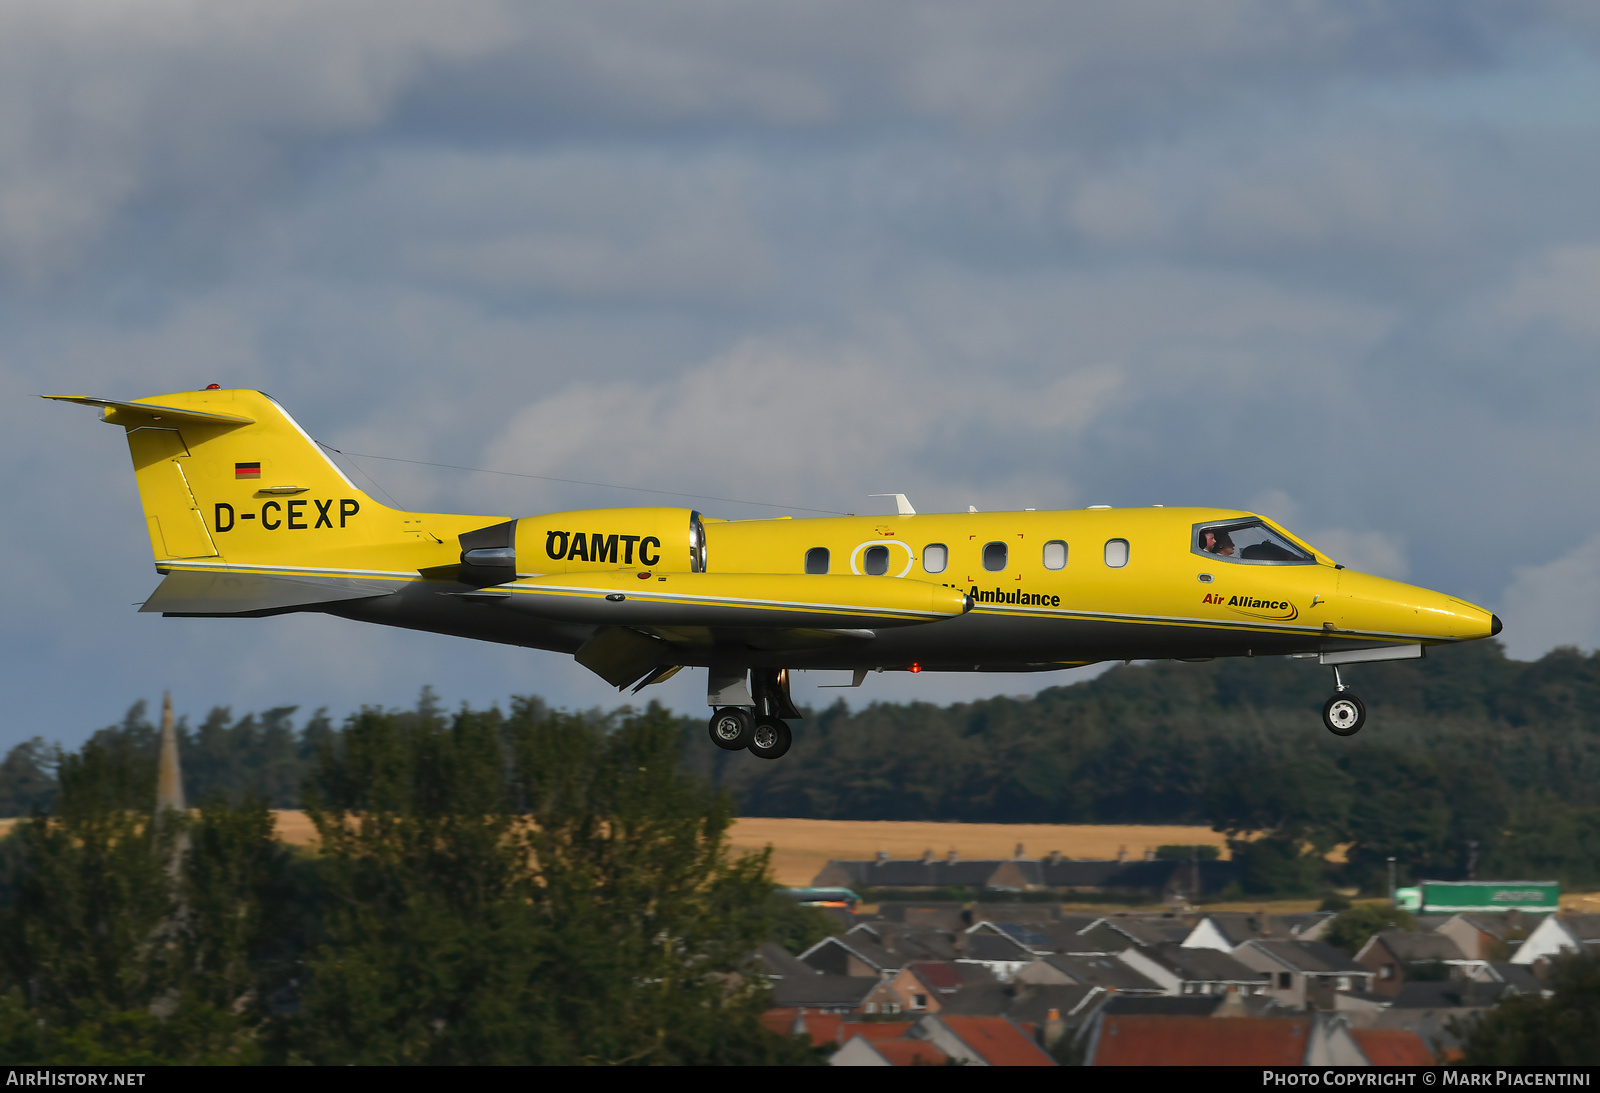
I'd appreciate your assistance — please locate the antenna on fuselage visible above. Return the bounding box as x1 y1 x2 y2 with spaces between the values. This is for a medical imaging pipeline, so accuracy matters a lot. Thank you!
869 493 916 515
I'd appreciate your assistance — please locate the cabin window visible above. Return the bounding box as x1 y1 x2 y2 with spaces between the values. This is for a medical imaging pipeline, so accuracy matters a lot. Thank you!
1277 972 1291 990
863 544 890 576
923 544 948 574
983 542 1008 571
805 547 829 574
1042 540 1068 570
1104 539 1129 568
1193 520 1314 565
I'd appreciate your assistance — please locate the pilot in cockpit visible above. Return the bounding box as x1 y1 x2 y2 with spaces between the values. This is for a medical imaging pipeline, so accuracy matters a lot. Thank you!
1201 528 1236 556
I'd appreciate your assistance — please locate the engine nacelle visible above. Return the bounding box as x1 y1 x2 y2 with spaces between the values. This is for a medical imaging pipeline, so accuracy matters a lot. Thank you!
458 508 706 583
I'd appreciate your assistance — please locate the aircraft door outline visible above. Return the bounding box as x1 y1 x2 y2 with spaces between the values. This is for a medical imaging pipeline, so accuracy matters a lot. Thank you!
848 539 915 577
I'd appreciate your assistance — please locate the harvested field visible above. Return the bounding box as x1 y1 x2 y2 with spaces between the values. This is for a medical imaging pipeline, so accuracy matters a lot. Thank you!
726 818 1231 887
264 812 1224 885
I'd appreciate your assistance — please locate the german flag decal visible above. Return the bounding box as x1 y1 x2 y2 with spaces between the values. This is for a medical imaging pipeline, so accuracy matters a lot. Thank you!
235 462 261 479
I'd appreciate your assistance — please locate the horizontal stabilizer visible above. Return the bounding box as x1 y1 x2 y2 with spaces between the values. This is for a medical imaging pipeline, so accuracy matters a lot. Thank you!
42 395 255 427
141 569 400 617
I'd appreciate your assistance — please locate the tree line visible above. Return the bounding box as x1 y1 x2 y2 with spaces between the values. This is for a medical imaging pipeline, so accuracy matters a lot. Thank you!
0 701 820 1064
4 640 1599 896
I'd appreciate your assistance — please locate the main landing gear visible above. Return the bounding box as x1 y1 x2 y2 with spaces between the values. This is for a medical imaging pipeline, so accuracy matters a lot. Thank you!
706 667 799 760
1322 665 1366 737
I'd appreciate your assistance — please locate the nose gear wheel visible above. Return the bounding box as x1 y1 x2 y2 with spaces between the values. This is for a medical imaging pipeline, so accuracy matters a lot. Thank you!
1323 693 1366 736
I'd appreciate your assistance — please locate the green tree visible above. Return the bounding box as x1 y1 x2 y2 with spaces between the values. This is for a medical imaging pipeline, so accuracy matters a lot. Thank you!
0 738 59 816
1458 952 1600 1065
1322 903 1417 955
291 700 818 1065
0 738 277 1063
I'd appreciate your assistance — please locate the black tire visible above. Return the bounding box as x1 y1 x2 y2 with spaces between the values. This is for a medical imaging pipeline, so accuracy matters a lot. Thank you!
708 707 754 750
1323 693 1366 737
748 718 792 760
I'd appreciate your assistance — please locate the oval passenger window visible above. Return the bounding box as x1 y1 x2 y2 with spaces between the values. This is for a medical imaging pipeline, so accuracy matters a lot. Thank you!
1043 540 1067 570
805 547 829 574
1104 539 1129 568
864 544 890 576
983 542 1008 572
923 543 948 574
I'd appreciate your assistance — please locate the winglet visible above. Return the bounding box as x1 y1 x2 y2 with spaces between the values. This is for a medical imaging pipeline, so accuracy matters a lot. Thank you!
869 493 916 515
43 395 255 427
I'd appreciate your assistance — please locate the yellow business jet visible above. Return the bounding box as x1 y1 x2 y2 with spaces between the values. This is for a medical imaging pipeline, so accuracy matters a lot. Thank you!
49 388 1501 760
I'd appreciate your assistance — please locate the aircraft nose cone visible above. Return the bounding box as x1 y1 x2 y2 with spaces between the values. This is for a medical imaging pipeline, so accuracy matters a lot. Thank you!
1491 614 1503 637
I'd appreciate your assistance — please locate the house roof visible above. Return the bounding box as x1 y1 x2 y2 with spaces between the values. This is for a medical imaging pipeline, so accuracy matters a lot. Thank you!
872 902 968 932
772 973 882 1008
1453 912 1548 940
1093 914 1193 947
1095 994 1217 1018
818 857 1239 894
814 858 1029 889
1041 954 1165 993
1561 913 1600 942
841 1021 914 1041
1004 983 1101 1025
850 922 961 963
761 1009 841 1045
1190 912 1335 947
1245 938 1370 975
986 921 1059 951
1361 930 1470 964
855 1038 951 1066
757 942 819 980
1390 980 1505 1010
1090 1015 1311 1066
801 933 901 973
1350 1028 1436 1066
930 1016 1056 1066
762 1012 915 1047
1483 962 1544 994
1143 943 1270 984
969 901 1061 926
1074 922 1137 954
907 960 994 994
966 932 1036 963
1098 993 1289 1018
933 981 1013 1017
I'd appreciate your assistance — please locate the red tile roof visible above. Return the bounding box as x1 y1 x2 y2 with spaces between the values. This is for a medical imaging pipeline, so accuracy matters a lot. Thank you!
761 1009 844 1046
761 1010 914 1047
939 1016 1056 1066
843 1021 915 1041
867 1039 952 1066
909 961 965 992
1092 1015 1311 1066
1351 1029 1436 1066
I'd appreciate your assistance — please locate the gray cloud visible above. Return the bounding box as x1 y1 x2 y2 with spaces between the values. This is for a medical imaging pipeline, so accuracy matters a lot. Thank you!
6 3 1600 745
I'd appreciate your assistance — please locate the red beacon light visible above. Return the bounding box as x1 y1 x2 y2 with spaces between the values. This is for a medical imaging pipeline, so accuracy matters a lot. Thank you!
203 384 221 390
910 663 921 673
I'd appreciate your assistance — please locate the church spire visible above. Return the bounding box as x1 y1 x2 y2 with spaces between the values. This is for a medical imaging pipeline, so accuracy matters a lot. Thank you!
157 691 186 815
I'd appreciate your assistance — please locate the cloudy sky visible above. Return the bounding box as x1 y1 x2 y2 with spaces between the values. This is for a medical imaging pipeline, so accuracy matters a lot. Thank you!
6 1 1600 747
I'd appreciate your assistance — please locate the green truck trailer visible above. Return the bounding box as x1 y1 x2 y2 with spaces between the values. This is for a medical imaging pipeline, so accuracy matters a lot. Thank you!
1394 880 1560 913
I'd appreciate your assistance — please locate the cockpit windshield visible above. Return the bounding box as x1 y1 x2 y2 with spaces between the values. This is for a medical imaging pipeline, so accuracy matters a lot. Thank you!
1193 520 1314 565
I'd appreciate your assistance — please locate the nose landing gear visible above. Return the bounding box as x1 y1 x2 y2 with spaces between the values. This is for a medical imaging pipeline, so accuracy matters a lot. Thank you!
1322 665 1366 737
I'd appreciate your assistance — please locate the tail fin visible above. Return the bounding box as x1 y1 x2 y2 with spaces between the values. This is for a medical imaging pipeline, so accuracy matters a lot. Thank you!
46 389 480 571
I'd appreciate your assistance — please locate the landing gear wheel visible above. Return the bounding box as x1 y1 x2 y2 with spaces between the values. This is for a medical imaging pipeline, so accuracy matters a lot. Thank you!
1323 693 1366 737
708 707 754 750
748 718 792 760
